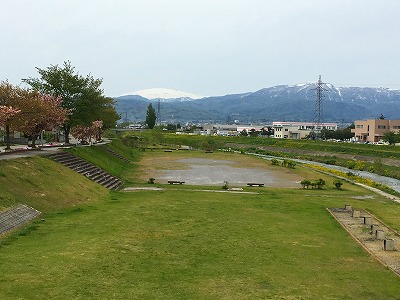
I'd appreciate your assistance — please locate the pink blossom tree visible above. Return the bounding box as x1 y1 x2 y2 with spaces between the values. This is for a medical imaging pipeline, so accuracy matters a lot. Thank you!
17 93 69 148
71 120 103 144
0 105 21 126
0 81 22 149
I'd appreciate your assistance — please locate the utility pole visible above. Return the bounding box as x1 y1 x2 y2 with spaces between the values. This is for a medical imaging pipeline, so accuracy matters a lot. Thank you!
311 75 327 140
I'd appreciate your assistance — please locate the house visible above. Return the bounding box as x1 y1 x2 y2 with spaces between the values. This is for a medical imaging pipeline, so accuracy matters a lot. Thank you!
272 122 338 139
351 119 400 143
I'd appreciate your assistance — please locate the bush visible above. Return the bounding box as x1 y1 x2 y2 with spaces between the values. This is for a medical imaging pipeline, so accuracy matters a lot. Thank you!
300 180 311 189
222 181 229 190
271 159 280 166
333 180 344 190
346 160 356 169
315 178 326 189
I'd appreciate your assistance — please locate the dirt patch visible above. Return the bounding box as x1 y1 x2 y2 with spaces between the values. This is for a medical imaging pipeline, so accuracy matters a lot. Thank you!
138 152 302 187
328 207 400 276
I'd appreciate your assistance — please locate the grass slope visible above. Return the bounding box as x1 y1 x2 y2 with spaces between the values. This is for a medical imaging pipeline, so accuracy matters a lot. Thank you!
0 156 107 213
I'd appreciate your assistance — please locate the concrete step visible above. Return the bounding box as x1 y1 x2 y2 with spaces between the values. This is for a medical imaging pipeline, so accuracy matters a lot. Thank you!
48 151 123 190
0 204 41 235
100 145 131 163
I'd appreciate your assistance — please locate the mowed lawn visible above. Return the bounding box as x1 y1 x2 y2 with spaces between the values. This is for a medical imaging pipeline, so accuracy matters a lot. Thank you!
1 186 400 299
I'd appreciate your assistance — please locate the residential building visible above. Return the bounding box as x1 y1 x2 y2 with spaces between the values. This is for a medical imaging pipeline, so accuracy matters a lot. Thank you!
272 122 338 139
351 119 400 143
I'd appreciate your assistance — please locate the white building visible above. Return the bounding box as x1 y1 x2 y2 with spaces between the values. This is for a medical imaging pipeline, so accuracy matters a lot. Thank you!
273 122 338 139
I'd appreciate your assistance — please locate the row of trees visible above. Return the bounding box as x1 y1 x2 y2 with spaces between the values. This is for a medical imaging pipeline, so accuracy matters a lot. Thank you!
0 61 119 148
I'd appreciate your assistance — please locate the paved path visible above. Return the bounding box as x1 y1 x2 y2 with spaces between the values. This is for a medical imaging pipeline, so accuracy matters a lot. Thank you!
0 147 62 160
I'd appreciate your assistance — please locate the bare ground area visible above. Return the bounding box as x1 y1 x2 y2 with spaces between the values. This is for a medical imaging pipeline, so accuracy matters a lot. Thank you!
329 207 400 276
138 151 303 187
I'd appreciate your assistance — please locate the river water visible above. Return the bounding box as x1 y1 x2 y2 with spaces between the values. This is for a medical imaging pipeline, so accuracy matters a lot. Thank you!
250 153 400 193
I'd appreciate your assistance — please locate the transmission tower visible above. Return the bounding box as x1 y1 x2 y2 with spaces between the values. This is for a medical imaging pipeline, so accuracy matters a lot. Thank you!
311 75 327 139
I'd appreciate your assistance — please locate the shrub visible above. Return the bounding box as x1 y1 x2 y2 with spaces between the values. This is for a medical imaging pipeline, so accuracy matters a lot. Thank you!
315 178 326 189
354 161 365 171
271 159 280 165
222 181 229 190
333 180 344 190
300 180 311 189
346 160 356 169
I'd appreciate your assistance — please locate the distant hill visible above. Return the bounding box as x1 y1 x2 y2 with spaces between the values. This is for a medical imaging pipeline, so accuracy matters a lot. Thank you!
114 84 400 124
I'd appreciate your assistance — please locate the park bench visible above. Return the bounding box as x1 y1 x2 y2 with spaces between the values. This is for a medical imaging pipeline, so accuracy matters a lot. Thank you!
205 150 213 153
168 180 185 185
247 183 265 187
164 149 173 152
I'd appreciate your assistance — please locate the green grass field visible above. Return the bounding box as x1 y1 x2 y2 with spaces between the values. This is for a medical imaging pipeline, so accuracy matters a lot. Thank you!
1 143 400 299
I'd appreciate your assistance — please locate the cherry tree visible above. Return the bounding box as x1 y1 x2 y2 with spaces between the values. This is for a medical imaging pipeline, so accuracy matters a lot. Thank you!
0 106 21 126
0 81 23 149
17 93 69 148
71 120 103 144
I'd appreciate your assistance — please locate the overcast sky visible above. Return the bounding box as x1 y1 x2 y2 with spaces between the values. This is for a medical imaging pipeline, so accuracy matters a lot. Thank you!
1 0 399 97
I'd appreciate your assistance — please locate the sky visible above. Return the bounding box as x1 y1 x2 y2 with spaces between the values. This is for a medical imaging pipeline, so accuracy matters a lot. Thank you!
1 0 400 97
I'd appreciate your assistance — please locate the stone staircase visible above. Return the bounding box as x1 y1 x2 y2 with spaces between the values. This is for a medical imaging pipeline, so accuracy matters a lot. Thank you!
48 151 123 190
0 204 41 235
100 145 131 163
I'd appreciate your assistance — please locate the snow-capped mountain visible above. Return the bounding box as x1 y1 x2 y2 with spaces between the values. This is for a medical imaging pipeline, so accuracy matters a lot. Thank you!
120 88 204 102
115 83 400 123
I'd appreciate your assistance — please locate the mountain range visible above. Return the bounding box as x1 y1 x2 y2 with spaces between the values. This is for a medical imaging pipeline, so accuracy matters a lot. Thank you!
114 84 400 124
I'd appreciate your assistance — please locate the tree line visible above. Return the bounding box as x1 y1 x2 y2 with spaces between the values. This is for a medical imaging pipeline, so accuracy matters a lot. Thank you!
0 61 119 149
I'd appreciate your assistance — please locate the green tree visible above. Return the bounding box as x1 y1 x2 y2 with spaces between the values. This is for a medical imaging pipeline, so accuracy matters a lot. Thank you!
240 129 248 136
333 180 344 190
146 104 157 129
383 131 399 145
23 61 119 144
300 179 311 189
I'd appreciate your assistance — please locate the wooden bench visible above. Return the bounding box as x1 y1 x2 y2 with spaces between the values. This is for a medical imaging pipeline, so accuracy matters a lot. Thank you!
247 183 264 187
168 180 185 185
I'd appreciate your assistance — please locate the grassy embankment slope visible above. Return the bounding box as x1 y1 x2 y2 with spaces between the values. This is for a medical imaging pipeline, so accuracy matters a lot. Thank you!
1 136 400 299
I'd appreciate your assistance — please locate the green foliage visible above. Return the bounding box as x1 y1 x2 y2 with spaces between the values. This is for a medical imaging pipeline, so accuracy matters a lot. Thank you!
271 158 280 165
345 160 356 169
301 178 326 189
222 181 229 190
145 104 157 129
240 129 248 136
333 180 344 190
383 131 400 145
300 179 311 189
281 159 296 168
23 61 119 143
